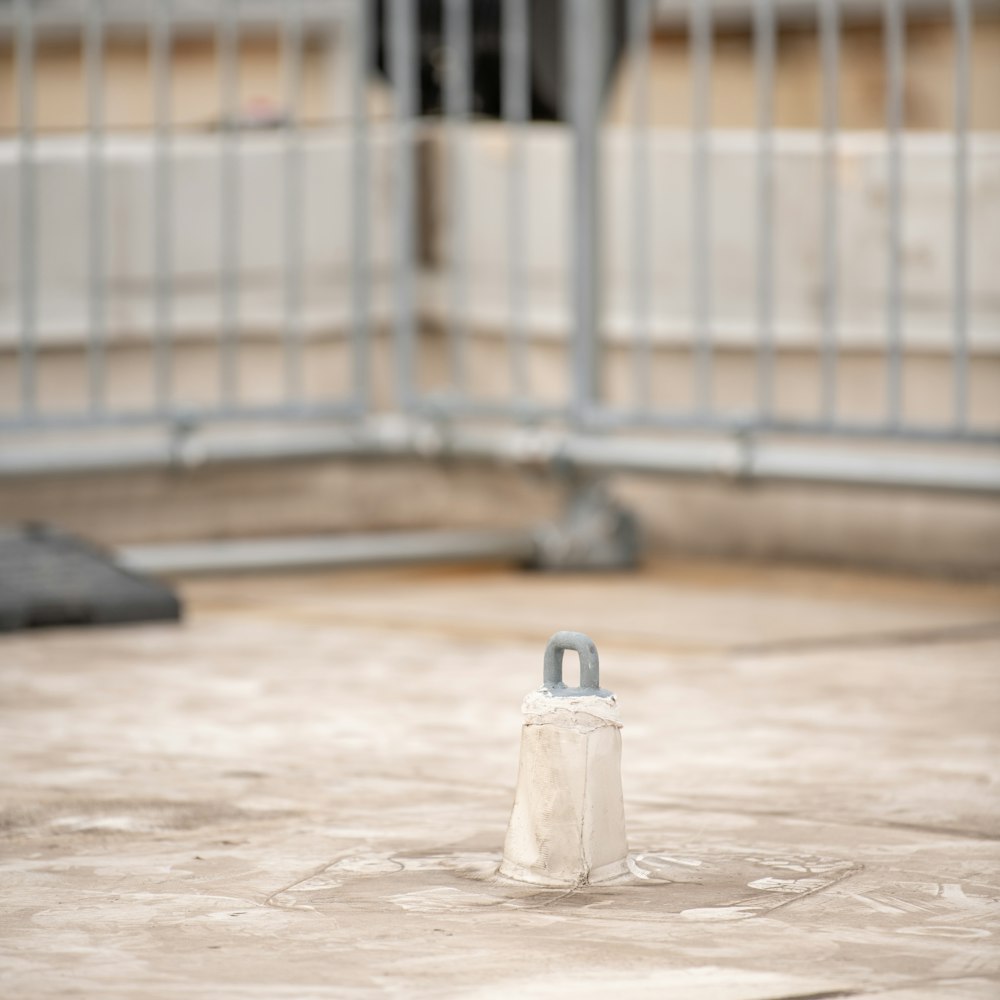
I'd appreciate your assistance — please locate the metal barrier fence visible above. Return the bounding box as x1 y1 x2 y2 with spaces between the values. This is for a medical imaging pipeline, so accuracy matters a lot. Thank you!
1 1 998 490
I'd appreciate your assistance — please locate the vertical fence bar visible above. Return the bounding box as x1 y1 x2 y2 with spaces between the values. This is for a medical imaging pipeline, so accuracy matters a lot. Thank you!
84 0 106 415
690 0 713 417
390 0 417 409
568 0 605 421
350 0 371 414
15 0 37 418
628 0 652 413
503 0 530 401
754 0 775 421
884 0 904 427
281 0 305 405
444 0 470 398
218 0 240 409
951 0 970 430
151 0 173 413
819 0 840 425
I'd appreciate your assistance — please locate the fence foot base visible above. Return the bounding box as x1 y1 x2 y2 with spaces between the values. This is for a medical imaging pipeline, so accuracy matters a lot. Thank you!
531 479 639 572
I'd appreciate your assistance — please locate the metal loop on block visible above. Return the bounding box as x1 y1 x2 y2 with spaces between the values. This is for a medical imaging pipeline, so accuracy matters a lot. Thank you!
543 630 603 694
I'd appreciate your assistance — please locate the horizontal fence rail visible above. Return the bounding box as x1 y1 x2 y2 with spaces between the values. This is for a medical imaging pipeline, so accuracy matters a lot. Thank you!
0 0 998 486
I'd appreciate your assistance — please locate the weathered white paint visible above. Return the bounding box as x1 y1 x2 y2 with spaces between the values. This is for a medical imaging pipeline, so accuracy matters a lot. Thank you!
2 127 998 353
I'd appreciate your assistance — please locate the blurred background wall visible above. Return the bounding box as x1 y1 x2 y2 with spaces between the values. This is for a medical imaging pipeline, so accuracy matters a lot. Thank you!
0 0 998 576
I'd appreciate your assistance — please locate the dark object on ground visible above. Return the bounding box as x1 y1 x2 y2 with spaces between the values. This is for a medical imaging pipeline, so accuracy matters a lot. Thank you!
372 0 627 121
0 524 181 632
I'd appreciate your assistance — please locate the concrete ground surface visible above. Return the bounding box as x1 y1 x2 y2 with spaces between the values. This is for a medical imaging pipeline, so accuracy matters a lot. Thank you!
1 558 998 999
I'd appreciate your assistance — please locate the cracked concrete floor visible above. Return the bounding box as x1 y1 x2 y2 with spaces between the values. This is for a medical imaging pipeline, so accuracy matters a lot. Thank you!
1 559 999 998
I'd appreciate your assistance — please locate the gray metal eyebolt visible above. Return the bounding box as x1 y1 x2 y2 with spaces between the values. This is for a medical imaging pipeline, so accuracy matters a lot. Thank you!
542 630 610 697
